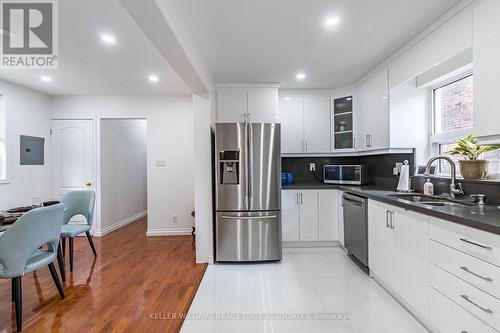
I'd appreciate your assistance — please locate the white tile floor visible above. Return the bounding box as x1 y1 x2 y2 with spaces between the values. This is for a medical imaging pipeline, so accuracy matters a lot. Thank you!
181 248 428 333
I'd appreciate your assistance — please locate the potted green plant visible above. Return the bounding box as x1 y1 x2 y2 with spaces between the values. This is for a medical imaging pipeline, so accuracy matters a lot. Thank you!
447 135 500 180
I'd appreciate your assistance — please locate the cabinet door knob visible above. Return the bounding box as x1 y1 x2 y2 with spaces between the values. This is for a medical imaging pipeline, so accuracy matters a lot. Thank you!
85 182 92 187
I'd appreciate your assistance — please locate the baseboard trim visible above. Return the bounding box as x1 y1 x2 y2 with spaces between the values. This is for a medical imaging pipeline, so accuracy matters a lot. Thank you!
146 227 193 236
282 240 341 248
95 211 147 237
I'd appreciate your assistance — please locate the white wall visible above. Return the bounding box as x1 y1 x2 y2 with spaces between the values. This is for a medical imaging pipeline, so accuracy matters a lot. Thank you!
51 96 194 236
99 119 147 235
193 94 213 263
0 80 52 208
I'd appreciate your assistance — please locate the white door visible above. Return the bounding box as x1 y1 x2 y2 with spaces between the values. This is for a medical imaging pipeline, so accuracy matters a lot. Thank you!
248 89 278 123
303 96 331 153
392 209 429 319
358 69 390 150
299 190 318 241
51 119 94 224
278 95 303 153
368 201 394 283
318 190 339 241
282 191 300 241
216 90 248 122
473 0 500 138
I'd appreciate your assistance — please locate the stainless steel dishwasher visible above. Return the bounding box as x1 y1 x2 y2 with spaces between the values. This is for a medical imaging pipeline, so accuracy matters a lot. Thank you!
342 192 368 268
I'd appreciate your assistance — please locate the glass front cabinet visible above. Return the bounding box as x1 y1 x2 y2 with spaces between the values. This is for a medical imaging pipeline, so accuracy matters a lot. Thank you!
332 95 354 150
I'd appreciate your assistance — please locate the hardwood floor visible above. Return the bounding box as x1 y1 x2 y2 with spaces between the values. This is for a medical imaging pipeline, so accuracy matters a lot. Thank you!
0 217 207 333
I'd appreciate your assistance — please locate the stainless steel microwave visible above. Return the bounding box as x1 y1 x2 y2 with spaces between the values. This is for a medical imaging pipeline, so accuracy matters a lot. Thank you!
323 165 368 185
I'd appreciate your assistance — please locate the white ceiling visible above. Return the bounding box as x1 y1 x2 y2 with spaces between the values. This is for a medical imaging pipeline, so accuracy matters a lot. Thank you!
0 0 190 96
177 0 463 89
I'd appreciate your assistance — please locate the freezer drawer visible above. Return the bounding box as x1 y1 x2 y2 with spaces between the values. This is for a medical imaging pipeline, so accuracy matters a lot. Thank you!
216 211 282 262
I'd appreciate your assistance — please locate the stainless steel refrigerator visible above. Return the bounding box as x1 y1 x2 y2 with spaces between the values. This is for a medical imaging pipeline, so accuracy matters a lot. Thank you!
215 122 281 262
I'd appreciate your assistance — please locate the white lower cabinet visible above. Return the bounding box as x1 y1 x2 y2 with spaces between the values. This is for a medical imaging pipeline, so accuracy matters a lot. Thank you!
282 189 340 242
318 190 340 241
281 190 300 241
430 288 498 333
369 199 500 332
299 190 318 241
368 200 429 320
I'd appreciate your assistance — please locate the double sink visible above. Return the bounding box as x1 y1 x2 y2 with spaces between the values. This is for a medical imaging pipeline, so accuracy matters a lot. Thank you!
388 193 477 208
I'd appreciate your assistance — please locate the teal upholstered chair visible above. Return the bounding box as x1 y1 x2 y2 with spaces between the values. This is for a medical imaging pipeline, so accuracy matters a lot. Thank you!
60 190 96 275
0 204 65 332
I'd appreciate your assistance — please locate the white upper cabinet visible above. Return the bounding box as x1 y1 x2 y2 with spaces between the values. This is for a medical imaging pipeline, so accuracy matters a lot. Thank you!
216 90 248 122
473 0 500 138
248 90 278 123
278 93 331 154
278 95 304 153
356 69 390 150
303 96 331 153
216 85 279 123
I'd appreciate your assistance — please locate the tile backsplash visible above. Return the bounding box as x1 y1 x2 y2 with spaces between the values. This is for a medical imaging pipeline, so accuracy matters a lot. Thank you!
282 152 416 189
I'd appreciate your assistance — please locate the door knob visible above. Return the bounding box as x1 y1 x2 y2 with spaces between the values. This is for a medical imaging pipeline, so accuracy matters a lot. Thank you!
85 182 92 187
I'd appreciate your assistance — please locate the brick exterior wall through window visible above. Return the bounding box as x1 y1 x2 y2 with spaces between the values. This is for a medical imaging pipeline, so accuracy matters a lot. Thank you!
434 75 500 179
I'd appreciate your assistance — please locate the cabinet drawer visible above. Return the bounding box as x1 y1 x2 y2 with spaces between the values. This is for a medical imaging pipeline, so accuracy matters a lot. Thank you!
430 264 500 330
430 288 497 333
430 217 500 267
431 240 500 299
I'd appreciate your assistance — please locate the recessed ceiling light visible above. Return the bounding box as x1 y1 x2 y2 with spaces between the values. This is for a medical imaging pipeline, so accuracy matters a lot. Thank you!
40 76 52 82
284 97 291 101
381 96 388 100
148 75 159 83
325 17 340 28
296 72 306 81
100 33 116 45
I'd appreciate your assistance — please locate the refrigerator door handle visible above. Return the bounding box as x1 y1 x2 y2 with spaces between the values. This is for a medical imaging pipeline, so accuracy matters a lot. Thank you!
247 122 253 201
221 215 278 220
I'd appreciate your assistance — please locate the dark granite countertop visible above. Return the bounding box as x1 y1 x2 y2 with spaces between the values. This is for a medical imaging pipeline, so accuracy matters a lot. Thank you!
283 182 500 236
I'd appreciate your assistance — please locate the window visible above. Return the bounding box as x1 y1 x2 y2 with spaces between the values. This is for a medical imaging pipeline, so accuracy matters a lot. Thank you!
430 74 500 178
433 74 473 135
0 96 5 181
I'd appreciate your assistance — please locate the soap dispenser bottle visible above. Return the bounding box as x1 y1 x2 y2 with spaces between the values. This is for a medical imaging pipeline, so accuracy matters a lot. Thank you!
423 178 434 196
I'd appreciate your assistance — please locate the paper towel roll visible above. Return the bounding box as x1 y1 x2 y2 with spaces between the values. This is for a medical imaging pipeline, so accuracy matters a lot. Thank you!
397 161 410 192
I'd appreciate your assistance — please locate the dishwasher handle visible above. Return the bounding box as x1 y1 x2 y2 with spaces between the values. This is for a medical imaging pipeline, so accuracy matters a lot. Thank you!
342 195 365 207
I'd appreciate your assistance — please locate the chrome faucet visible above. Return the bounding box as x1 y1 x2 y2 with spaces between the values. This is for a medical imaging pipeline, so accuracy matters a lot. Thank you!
424 155 464 198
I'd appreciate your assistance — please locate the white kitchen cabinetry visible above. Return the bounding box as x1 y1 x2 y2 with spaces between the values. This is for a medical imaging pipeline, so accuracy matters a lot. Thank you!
303 96 331 153
299 190 319 241
278 95 303 153
356 69 390 150
216 85 279 123
278 94 331 153
473 0 500 138
318 190 340 241
247 90 279 123
282 189 341 243
368 201 429 320
217 90 248 122
281 190 300 241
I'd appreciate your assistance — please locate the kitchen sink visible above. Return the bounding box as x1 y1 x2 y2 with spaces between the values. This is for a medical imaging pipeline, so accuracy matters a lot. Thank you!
387 193 476 207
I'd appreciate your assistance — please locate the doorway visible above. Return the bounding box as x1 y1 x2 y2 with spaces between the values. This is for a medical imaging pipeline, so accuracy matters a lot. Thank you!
99 118 147 235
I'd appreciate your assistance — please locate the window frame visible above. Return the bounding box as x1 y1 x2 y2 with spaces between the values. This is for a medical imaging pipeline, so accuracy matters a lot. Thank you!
428 71 473 175
0 94 8 184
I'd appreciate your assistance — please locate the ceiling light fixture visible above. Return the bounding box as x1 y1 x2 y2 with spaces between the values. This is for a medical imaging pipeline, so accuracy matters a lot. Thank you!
284 97 291 101
148 75 159 83
325 16 340 28
100 33 117 45
296 72 306 81
40 76 52 82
